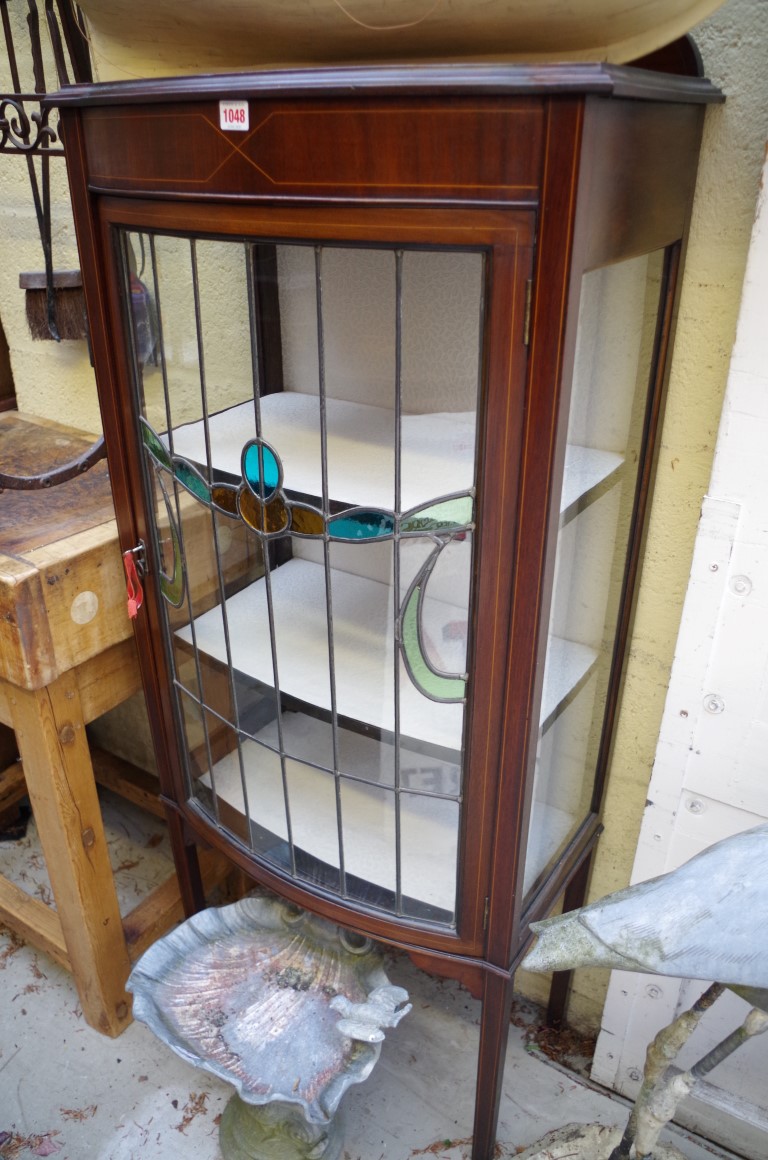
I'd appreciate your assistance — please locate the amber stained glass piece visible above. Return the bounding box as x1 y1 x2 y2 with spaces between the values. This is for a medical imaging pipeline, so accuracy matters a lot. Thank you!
211 484 240 517
291 504 325 536
239 487 288 534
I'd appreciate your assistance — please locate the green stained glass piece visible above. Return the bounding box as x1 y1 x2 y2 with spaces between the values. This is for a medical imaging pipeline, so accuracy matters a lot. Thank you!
211 484 240 517
174 459 210 502
239 488 289 535
328 509 395 540
291 504 325 536
401 495 474 534
141 420 171 471
158 488 184 607
402 582 465 703
243 440 281 500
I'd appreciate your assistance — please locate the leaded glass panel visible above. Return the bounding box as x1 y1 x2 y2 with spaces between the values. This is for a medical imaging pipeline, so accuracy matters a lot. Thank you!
524 250 667 898
120 231 484 927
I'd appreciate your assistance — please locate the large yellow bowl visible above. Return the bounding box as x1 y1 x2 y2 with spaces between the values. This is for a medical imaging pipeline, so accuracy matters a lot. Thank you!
77 0 725 80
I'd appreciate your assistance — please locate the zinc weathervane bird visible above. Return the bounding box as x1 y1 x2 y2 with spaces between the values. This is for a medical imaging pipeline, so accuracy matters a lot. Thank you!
520 823 768 1160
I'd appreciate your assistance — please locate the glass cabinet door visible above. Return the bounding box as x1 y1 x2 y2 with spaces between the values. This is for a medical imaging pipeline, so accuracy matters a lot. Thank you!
524 250 668 897
119 231 485 928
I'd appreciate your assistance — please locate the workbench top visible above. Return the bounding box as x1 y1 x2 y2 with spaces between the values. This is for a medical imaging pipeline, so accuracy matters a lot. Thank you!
0 413 130 690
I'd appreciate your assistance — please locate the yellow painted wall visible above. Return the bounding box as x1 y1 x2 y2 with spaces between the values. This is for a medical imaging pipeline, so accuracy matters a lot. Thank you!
565 0 768 1029
0 7 100 431
2 0 766 1031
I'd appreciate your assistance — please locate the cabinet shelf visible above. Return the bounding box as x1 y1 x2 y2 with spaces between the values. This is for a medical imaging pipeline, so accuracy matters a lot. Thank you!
179 557 597 749
168 393 622 519
203 710 460 917
180 556 466 752
561 444 623 525
170 393 477 512
201 704 575 909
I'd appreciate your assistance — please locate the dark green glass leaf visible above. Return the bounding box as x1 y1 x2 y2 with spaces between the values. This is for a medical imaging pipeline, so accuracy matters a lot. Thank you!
173 459 211 502
141 420 171 471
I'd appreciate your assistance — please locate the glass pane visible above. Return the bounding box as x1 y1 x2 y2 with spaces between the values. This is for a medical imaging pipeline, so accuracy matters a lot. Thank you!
524 250 666 897
122 230 484 928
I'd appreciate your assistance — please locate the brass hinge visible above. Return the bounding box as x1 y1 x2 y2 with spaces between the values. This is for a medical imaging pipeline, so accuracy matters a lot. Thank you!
523 279 533 346
483 896 490 931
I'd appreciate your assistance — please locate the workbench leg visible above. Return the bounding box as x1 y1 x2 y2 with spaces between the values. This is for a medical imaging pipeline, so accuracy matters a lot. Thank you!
10 672 133 1037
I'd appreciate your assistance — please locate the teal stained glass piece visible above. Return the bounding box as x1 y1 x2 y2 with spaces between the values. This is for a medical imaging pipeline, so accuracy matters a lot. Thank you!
173 459 211 503
402 583 466 703
401 495 474 534
328 510 395 540
141 420 172 471
243 440 281 500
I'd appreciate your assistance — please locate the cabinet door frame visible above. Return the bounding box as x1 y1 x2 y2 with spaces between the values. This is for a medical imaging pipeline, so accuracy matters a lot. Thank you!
94 195 536 961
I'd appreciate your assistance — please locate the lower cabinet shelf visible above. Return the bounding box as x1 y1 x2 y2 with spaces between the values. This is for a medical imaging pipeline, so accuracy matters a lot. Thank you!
200 709 461 920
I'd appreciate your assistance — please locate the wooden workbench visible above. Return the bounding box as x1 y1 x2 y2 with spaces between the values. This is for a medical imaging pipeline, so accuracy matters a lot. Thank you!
0 413 226 1036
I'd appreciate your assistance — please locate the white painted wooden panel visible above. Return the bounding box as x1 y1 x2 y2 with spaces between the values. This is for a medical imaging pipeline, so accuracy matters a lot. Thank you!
593 157 768 1157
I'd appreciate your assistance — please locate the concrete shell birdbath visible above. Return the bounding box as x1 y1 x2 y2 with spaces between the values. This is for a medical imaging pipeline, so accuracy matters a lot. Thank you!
127 894 411 1160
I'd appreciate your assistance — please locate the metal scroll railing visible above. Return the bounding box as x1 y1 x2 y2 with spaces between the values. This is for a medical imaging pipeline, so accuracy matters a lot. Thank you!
0 1 106 490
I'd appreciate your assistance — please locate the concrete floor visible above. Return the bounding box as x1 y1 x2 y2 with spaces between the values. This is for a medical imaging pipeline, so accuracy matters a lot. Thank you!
0 796 744 1160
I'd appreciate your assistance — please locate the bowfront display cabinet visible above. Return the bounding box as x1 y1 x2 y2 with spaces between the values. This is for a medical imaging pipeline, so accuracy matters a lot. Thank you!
57 59 719 1158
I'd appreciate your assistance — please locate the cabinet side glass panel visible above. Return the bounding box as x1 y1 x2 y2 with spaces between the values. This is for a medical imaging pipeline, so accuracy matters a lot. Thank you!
119 229 484 927
524 250 666 898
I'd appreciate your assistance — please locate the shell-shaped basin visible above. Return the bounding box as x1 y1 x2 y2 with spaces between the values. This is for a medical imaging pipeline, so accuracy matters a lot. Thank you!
127 894 410 1124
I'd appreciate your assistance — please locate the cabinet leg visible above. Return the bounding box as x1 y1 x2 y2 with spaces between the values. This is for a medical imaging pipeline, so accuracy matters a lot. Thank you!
10 675 132 1037
164 805 207 916
546 850 594 1029
471 969 514 1160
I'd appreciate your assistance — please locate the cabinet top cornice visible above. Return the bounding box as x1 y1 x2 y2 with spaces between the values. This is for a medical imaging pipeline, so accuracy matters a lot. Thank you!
49 61 722 111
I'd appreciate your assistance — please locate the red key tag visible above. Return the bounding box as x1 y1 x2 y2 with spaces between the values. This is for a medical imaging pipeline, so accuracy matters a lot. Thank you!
123 549 144 620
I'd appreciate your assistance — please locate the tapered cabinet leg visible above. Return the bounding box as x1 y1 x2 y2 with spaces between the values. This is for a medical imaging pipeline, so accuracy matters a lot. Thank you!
471 969 515 1160
10 673 132 1037
546 850 595 1029
164 805 207 916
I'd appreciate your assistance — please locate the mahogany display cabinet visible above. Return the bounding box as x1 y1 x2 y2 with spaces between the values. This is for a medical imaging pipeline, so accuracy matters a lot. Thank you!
56 59 720 1157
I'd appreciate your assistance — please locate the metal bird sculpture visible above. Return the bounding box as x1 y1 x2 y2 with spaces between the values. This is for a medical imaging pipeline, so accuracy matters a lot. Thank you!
523 822 768 1010
521 823 768 1160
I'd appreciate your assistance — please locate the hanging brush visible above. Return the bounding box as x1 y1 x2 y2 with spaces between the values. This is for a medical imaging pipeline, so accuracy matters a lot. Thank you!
19 269 88 341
